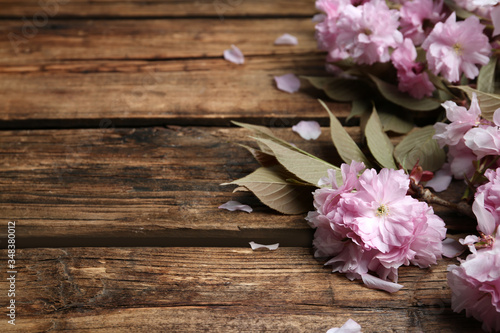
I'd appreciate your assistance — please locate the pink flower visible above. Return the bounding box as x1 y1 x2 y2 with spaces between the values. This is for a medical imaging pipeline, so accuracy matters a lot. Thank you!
391 38 435 99
447 232 500 332
447 140 477 180
473 168 500 235
422 13 490 83
334 0 403 64
464 109 500 159
399 0 445 45
307 162 446 292
433 93 482 148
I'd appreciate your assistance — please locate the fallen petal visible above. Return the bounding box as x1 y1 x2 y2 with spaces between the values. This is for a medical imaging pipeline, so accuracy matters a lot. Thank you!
218 200 252 213
249 241 279 250
292 120 321 140
274 73 301 93
425 163 452 192
274 33 298 45
361 273 403 293
326 319 362 333
223 45 244 64
312 13 325 22
442 238 465 258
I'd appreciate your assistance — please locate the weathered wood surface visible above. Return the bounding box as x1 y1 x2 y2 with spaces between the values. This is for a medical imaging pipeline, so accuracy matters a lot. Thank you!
0 126 475 247
0 247 483 332
0 0 317 18
0 55 350 128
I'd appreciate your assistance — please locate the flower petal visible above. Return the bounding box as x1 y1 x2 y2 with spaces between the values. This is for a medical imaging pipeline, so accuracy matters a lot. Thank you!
274 73 301 93
361 273 403 293
425 163 452 192
274 33 298 45
249 241 279 250
218 200 252 213
326 319 362 333
442 238 465 258
292 120 322 140
223 45 244 64
472 192 496 235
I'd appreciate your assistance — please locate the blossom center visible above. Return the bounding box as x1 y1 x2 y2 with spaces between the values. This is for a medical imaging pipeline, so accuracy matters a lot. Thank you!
453 43 463 56
376 204 389 217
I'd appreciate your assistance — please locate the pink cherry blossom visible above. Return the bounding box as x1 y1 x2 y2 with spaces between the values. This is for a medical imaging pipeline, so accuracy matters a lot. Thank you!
399 0 445 45
422 13 490 83
464 126 500 159
473 168 500 235
447 232 500 332
433 93 482 148
391 38 435 99
307 162 446 292
447 140 478 180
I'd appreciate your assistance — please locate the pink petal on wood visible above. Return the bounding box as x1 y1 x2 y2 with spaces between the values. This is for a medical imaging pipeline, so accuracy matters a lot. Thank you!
249 241 279 250
292 120 321 140
274 33 298 45
442 238 465 258
326 319 362 333
361 273 403 293
218 200 252 213
223 45 244 64
274 73 301 93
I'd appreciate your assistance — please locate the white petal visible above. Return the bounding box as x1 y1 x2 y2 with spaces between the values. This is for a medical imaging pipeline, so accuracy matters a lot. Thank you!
425 163 452 192
361 273 403 293
442 238 465 258
218 200 252 213
249 241 279 250
274 33 298 45
274 73 301 93
326 319 362 333
292 120 321 140
494 108 500 126
223 45 244 64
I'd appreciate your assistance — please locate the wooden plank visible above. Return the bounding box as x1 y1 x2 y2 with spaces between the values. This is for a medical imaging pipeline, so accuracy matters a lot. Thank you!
0 55 351 127
0 18 318 65
0 127 476 247
0 0 317 18
0 247 482 332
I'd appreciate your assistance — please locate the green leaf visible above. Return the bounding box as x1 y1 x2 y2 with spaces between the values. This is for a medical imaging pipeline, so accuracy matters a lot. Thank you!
365 107 397 169
301 76 336 90
455 86 500 122
477 57 497 94
237 143 278 167
368 74 441 111
222 166 315 214
318 100 372 167
324 77 372 102
347 99 371 122
394 126 445 172
377 106 414 134
253 137 342 186
444 0 474 19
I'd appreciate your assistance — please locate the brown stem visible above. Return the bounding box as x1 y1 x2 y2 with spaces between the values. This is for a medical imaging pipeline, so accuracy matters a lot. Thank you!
410 181 475 219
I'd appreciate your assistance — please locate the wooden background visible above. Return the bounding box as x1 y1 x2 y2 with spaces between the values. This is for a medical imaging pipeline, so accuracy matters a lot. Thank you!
0 1 484 332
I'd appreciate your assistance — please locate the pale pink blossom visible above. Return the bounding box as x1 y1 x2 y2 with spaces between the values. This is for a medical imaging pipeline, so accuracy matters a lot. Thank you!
447 140 477 180
391 38 435 99
333 0 403 64
307 162 446 292
422 13 490 83
223 45 244 64
399 0 445 45
292 120 322 140
433 94 482 147
274 73 301 93
473 168 500 235
447 232 500 332
464 126 500 159
492 6 500 37
326 319 362 333
425 163 452 192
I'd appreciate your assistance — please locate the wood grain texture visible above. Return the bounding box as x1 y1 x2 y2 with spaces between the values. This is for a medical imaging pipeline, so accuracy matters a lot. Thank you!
0 126 475 247
0 247 483 332
0 18 318 65
0 55 351 128
0 0 317 18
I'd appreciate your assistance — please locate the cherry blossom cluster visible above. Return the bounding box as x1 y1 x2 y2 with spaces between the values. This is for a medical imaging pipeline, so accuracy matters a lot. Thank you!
306 161 446 293
433 93 500 180
314 0 496 99
448 167 500 332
